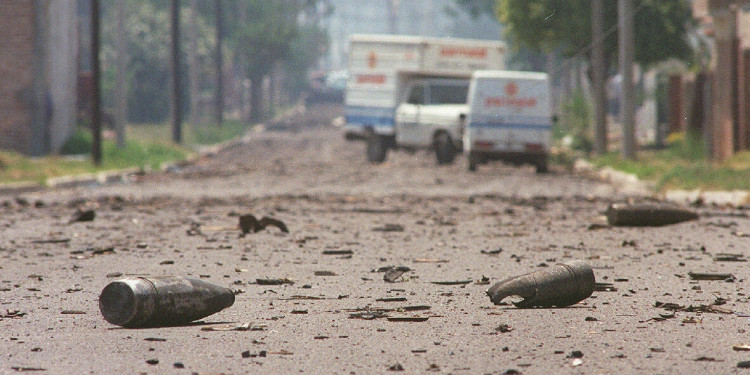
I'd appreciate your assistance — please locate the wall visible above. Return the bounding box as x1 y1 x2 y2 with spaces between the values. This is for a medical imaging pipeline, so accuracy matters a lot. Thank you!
0 2 34 154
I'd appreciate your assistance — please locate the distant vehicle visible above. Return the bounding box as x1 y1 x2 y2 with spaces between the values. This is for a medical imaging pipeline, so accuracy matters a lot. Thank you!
464 70 552 173
391 78 470 164
343 34 506 163
306 70 347 104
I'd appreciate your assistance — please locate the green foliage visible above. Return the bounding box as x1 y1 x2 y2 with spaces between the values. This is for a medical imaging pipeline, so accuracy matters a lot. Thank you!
59 127 94 155
556 90 592 153
495 0 695 68
232 1 298 80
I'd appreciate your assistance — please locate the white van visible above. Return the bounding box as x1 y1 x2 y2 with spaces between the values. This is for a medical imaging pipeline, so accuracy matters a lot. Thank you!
344 34 505 163
463 71 552 173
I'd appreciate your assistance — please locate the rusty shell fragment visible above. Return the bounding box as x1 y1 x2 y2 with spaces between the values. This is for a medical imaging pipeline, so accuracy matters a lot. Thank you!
486 260 595 308
99 276 235 328
605 203 698 227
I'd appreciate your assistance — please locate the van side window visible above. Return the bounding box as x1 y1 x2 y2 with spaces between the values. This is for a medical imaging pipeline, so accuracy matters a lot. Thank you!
407 84 425 105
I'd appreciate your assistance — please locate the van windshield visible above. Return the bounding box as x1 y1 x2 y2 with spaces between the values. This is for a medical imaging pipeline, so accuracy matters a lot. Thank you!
429 82 469 105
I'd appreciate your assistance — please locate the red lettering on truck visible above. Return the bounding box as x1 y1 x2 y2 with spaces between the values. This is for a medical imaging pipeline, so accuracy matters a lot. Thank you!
440 46 488 59
484 97 538 108
356 74 386 84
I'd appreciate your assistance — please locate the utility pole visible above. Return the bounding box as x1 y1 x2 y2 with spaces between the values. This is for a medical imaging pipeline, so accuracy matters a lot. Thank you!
592 0 607 155
31 0 49 157
171 0 183 144
618 0 636 160
91 0 102 164
114 0 127 148
215 0 224 126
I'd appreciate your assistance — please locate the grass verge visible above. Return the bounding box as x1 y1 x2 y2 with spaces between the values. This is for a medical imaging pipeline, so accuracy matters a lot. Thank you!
588 133 750 191
0 120 249 185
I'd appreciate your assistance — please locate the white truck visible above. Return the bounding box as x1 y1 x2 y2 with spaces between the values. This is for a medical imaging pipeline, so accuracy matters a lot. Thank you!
343 34 506 163
464 70 552 173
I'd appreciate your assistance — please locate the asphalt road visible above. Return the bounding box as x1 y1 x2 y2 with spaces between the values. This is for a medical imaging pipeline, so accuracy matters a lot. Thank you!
2 105 750 374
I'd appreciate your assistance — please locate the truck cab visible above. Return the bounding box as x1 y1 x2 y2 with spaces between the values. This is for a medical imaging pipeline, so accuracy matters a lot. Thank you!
393 78 469 164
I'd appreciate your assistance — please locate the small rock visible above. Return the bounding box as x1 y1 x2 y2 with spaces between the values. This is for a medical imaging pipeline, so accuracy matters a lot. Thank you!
145 359 159 365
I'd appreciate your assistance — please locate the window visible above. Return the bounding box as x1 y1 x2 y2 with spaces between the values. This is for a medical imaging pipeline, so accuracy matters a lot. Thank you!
407 84 425 105
429 82 469 105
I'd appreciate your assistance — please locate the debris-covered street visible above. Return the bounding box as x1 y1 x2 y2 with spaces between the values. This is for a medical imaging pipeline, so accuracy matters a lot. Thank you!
2 106 750 374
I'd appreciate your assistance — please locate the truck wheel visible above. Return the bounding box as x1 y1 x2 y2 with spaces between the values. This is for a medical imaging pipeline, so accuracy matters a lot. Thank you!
435 133 456 165
535 158 549 174
366 134 388 164
468 153 478 172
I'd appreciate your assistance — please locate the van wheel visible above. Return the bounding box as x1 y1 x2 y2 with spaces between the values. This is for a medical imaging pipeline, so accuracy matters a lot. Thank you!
435 133 456 165
366 134 387 164
468 155 478 172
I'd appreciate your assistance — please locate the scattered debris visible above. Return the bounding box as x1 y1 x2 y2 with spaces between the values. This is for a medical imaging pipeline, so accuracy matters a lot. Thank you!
322 250 353 256
402 305 430 311
255 278 294 285
314 271 337 276
381 266 411 283
413 258 448 263
372 224 404 232
594 283 617 292
605 204 698 227
99 276 235 327
688 272 735 281
10 366 46 372
239 214 289 235
713 253 746 262
388 363 405 371
486 261 595 308
387 316 429 322
106 272 123 278
201 322 265 332
481 248 503 255
144 337 167 342
31 238 71 244
495 324 512 333
376 297 407 302
69 209 96 223
60 310 86 315
475 276 491 285
1 310 25 319
654 298 733 314
431 280 472 286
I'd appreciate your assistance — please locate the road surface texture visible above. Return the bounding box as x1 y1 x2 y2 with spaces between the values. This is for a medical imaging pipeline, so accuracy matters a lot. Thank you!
2 105 750 374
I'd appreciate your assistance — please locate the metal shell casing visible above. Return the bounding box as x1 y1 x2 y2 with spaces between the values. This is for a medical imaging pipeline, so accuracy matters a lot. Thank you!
99 276 235 328
486 260 595 308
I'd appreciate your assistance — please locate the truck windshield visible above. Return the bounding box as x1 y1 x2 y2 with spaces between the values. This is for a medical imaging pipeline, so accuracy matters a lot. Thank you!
429 83 469 105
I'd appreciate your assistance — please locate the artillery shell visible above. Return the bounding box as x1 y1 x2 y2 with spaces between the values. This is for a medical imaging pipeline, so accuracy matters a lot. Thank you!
605 203 698 227
486 260 595 308
99 276 235 328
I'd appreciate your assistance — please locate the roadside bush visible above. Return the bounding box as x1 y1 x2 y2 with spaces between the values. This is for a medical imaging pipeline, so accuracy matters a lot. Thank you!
59 127 93 155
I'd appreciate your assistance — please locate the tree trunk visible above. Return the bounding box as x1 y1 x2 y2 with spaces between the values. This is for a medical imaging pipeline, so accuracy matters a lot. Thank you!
250 75 263 123
188 0 201 127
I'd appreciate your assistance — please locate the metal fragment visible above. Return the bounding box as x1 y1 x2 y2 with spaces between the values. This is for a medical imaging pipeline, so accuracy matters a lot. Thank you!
486 260 595 308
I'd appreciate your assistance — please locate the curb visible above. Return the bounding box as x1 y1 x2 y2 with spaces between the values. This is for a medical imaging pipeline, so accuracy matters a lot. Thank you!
573 158 750 208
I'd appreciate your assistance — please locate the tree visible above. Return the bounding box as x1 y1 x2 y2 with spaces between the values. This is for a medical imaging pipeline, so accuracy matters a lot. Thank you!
231 1 297 122
494 0 694 68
